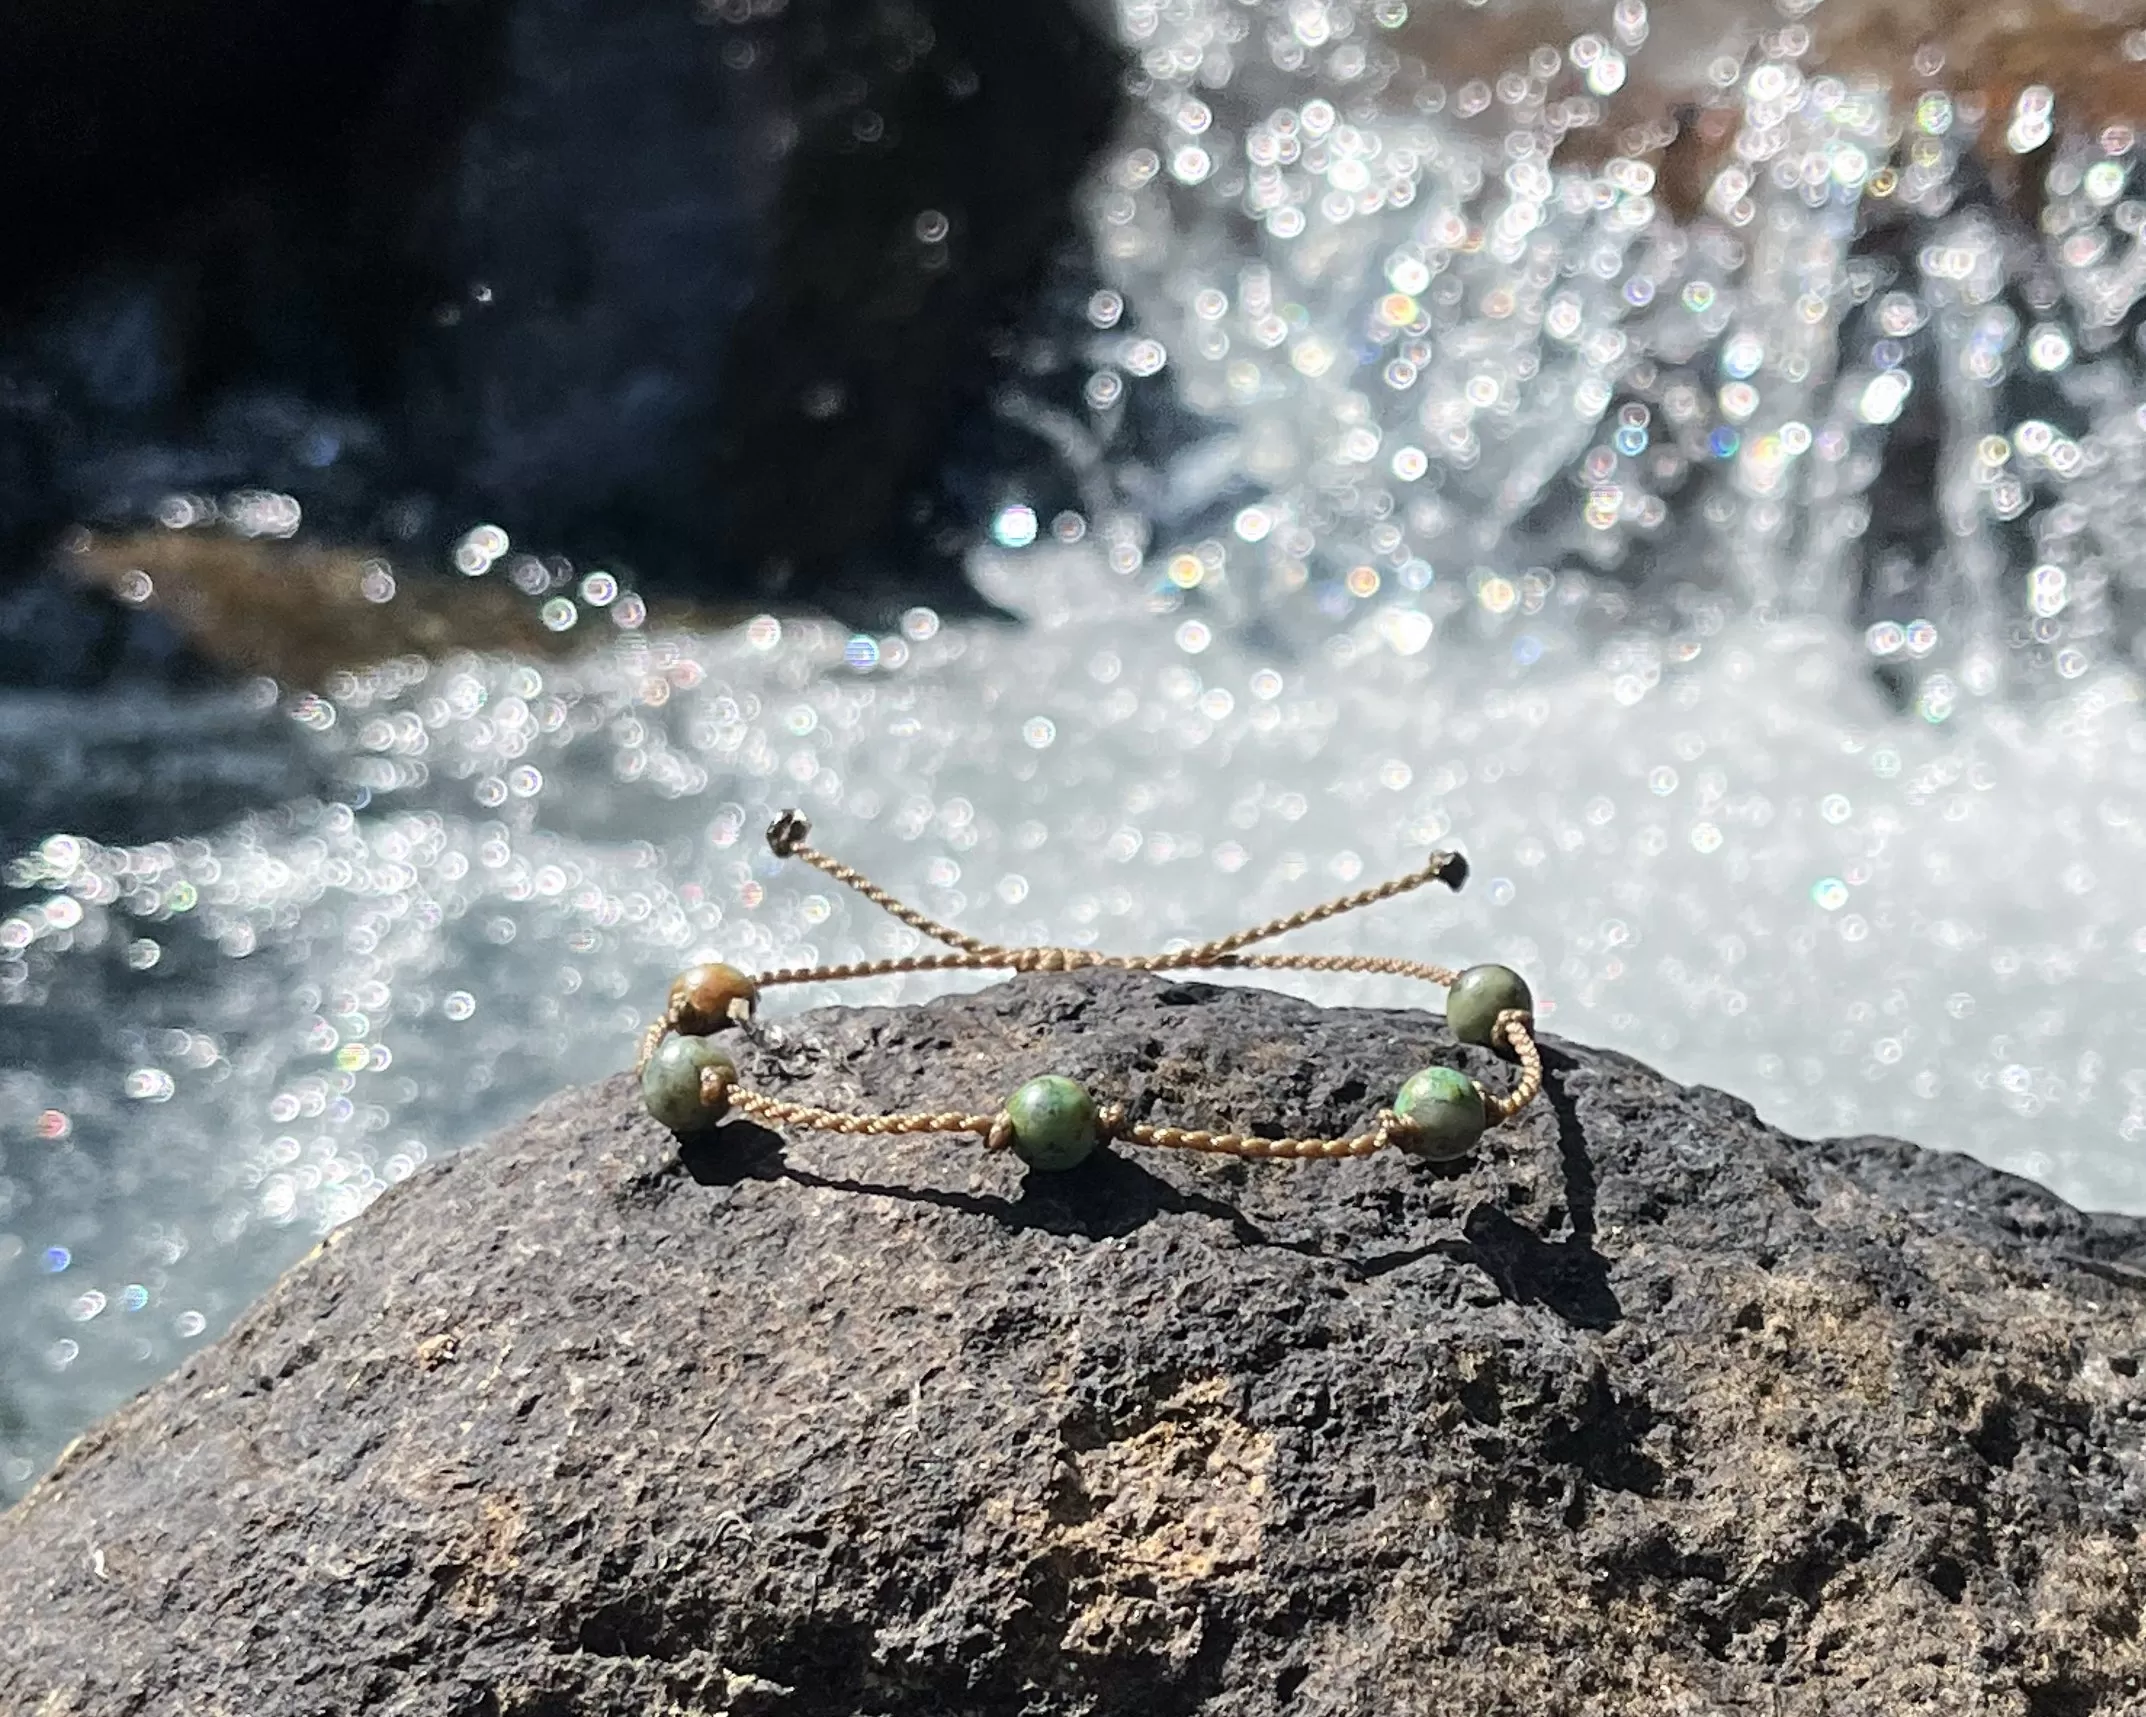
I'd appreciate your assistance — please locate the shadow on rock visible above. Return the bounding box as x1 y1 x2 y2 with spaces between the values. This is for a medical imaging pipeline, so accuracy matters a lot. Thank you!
700 1113 1501 1293
1458 1045 1621 1330
679 1120 791 1189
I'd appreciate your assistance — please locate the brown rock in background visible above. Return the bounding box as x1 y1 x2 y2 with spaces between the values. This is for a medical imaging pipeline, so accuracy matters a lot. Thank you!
66 530 758 688
1399 0 2146 217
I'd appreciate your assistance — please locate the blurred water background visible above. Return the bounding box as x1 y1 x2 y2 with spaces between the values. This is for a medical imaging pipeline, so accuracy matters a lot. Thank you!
5 0 2146 1497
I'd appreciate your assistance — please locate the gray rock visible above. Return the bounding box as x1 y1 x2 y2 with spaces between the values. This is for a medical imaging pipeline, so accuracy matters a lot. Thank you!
4 969 2145 1715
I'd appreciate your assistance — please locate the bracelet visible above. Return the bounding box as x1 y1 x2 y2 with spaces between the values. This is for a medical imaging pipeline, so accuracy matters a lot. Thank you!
636 810 1543 1170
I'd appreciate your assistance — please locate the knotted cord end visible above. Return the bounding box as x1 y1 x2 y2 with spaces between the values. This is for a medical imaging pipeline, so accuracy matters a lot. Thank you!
699 1061 737 1114
1431 849 1469 892
766 809 812 858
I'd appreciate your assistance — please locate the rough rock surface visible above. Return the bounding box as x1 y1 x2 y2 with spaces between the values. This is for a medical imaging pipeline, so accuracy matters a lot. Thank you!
5 970 2146 1715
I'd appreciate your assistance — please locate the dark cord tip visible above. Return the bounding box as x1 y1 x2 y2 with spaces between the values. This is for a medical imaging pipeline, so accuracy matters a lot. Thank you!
766 809 811 858
1434 850 1468 891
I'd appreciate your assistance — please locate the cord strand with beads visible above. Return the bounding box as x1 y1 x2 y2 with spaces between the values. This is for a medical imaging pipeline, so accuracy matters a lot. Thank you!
686 949 1538 1163
639 811 1543 1163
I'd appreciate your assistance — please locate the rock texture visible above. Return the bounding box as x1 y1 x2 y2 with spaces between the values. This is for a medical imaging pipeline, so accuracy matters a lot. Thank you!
5 970 2146 1715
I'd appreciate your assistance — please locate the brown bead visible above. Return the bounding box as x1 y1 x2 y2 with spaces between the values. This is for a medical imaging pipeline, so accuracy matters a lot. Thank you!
668 962 758 1034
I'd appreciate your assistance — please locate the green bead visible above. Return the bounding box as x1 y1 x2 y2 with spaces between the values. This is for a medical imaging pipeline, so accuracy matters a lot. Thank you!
641 1035 736 1134
1446 963 1533 1052
1393 1065 1488 1161
1005 1075 1100 1171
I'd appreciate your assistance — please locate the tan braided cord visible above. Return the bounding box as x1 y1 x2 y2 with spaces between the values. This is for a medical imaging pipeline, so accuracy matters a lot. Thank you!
1167 848 1467 963
1114 1115 1401 1159
1487 1013 1543 1121
1203 951 1463 987
765 811 1001 960
725 1086 1004 1141
756 812 1464 978
645 810 1543 1161
755 952 1000 989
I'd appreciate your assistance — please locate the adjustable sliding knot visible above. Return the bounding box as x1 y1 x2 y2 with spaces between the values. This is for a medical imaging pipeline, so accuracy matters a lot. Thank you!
1011 946 1100 973
700 1059 737 1111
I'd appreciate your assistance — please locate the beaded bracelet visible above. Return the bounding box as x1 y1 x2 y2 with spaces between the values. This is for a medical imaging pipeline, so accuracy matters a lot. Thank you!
636 810 1543 1170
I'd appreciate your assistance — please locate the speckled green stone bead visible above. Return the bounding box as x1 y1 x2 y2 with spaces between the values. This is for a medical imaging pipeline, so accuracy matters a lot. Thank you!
1445 963 1533 1053
1393 1065 1488 1161
1005 1075 1100 1171
641 1035 736 1134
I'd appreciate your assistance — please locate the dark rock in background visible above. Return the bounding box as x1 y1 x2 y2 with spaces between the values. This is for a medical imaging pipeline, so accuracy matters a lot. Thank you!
5 970 2143 1713
0 0 1121 685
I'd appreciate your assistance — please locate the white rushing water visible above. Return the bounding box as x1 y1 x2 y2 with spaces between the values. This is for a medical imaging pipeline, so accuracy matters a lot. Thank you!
6 0 2146 1496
